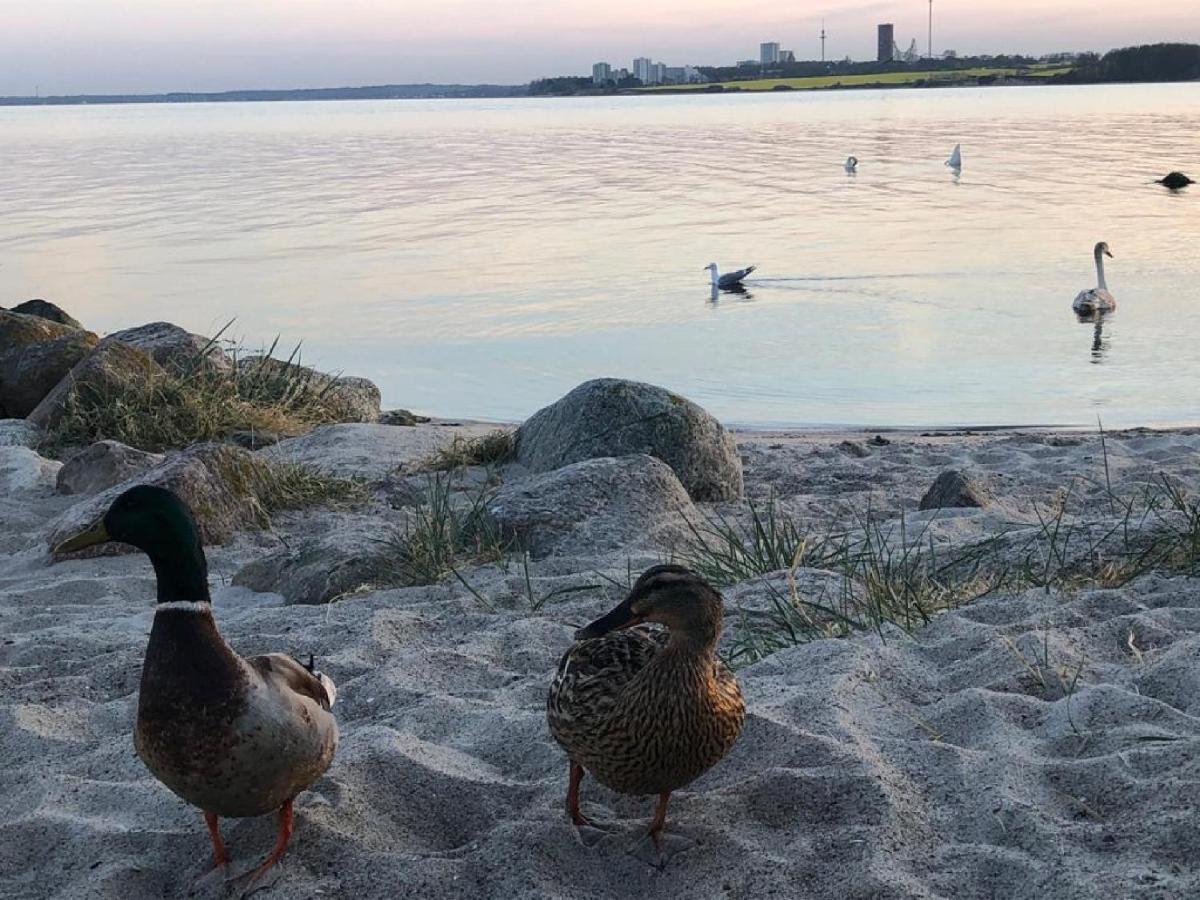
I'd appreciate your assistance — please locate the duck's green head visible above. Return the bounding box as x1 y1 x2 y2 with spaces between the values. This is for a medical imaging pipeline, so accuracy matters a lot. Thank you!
56 486 209 602
576 564 723 646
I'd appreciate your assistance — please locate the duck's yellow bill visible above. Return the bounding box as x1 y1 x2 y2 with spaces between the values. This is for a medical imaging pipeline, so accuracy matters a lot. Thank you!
55 519 111 554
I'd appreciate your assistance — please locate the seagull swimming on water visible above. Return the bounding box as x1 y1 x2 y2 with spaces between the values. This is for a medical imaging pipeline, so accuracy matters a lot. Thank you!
705 263 756 290
844 155 859 173
946 143 962 170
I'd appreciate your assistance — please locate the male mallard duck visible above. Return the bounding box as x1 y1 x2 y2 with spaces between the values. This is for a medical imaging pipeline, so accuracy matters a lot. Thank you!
55 485 338 884
546 564 744 856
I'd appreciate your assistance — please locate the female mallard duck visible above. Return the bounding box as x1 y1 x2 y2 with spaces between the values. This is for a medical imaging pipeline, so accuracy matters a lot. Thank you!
55 485 338 884
546 564 744 856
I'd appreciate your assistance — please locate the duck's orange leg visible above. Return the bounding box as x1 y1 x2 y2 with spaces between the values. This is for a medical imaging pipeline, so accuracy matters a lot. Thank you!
203 811 230 869
244 798 295 885
648 792 672 853
566 763 596 828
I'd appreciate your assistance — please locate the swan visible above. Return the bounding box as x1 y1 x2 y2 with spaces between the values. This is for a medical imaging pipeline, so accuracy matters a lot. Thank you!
1157 172 1194 190
705 263 756 290
844 155 858 173
1072 242 1117 315
946 143 962 169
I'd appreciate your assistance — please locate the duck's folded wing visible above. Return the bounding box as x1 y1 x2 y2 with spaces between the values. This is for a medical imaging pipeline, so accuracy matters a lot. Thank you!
247 653 337 711
548 626 666 725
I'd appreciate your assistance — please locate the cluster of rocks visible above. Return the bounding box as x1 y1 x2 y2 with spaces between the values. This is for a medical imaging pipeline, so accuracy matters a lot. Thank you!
8 298 992 610
0 300 386 430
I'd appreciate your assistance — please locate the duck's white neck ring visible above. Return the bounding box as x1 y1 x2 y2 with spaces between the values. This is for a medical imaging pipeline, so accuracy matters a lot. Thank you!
155 600 213 613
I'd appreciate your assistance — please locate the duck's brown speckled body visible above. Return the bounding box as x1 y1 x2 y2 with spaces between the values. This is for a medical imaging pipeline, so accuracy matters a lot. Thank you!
547 565 745 852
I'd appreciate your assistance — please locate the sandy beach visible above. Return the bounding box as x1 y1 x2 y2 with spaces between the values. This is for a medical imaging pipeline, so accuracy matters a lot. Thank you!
3 412 1199 900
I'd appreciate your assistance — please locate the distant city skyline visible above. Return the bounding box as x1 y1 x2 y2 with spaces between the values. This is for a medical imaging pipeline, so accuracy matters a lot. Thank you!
2 1 1198 95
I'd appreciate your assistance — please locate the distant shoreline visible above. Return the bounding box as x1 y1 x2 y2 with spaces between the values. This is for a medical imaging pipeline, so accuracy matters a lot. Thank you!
4 76 1196 109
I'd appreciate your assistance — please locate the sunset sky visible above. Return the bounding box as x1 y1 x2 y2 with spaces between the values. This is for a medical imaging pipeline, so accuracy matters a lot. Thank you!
2 0 1197 95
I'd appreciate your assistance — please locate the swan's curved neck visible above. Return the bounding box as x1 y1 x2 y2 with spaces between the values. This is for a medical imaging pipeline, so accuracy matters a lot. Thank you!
1094 248 1108 290
708 268 719 286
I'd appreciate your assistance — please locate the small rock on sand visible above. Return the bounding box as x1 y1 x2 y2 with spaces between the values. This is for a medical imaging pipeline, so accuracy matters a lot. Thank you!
919 469 991 510
56 440 165 496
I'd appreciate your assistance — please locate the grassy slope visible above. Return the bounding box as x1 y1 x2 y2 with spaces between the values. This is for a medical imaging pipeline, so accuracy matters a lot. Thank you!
640 65 1073 93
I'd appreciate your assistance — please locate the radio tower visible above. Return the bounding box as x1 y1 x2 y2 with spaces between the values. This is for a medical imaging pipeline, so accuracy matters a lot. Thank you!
820 20 827 62
928 0 933 59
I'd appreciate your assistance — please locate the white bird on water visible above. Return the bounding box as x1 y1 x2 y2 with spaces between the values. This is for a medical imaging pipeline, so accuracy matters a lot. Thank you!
705 262 756 290
844 155 859 173
946 143 962 170
1073 242 1117 315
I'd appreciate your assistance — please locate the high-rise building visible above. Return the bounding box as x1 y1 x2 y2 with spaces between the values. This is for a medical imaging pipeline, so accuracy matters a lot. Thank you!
877 24 895 62
592 62 612 85
779 50 795 64
633 57 653 83
651 62 667 84
760 42 780 65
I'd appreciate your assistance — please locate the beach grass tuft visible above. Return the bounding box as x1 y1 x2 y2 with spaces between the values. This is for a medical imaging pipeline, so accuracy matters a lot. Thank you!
43 330 358 454
690 473 1200 668
422 429 516 471
372 472 512 589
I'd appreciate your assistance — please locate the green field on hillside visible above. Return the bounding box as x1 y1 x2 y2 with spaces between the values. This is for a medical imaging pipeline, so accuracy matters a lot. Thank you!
639 66 1073 93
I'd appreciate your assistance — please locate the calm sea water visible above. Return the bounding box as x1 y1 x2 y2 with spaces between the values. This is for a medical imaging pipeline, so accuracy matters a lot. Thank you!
2 84 1197 428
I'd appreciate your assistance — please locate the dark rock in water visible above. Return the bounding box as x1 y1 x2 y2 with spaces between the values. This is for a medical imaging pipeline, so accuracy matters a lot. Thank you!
104 321 232 377
47 443 272 559
10 299 82 329
379 408 431 427
0 311 99 417
27 341 162 430
919 470 991 511
56 440 164 496
514 378 743 502
1158 172 1194 191
839 440 871 458
488 454 697 558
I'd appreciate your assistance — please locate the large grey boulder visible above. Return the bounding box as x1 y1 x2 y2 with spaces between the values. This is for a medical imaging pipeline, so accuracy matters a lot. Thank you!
10 299 82 329
488 454 697 559
0 446 62 494
0 419 42 448
919 470 991 511
262 422 502 481
514 378 743 502
47 443 271 560
55 440 165 496
104 321 232 376
27 341 162 431
232 514 384 605
0 310 99 417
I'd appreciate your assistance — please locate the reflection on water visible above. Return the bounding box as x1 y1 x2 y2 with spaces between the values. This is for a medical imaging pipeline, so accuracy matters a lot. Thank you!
0 84 1197 427
1081 311 1112 364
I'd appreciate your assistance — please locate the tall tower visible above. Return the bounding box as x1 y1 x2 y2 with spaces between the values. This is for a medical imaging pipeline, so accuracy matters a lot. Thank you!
928 0 933 59
820 20 827 62
877 24 894 62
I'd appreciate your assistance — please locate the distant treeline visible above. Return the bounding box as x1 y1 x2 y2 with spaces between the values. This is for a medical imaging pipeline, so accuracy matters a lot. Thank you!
0 83 528 106
1054 43 1200 84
